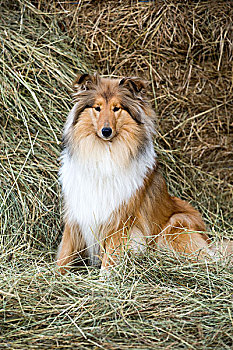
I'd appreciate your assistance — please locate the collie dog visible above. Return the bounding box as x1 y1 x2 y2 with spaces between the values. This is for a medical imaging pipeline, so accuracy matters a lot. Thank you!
57 73 213 274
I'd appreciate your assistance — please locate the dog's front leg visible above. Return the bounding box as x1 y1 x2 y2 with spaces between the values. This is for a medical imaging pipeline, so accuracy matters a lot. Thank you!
56 223 77 274
100 226 146 274
101 233 122 273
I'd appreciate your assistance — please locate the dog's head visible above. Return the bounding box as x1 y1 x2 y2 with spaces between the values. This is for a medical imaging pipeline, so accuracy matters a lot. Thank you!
72 73 153 135
64 73 155 162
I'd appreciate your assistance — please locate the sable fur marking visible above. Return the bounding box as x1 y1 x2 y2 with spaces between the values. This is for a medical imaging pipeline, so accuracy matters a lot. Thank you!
57 73 222 274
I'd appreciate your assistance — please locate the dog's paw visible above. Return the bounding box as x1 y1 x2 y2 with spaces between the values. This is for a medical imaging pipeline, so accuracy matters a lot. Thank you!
99 266 113 282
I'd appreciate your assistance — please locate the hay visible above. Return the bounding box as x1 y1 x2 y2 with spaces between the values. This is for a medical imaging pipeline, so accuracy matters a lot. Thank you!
0 0 233 348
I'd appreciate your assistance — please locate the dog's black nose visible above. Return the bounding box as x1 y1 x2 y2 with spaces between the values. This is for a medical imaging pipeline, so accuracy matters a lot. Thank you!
101 127 112 138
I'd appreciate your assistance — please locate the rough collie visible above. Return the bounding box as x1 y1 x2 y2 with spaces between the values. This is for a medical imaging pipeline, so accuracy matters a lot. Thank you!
57 73 219 274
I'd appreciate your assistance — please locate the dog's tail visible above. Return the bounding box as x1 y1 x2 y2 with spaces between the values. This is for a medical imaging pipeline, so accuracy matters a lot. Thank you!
210 239 233 261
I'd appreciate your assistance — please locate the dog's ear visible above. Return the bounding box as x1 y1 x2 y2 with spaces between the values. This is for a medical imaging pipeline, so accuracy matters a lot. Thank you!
72 73 100 92
119 77 148 95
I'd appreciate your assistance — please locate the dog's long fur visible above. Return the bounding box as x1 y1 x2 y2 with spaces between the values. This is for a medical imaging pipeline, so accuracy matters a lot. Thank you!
57 73 215 274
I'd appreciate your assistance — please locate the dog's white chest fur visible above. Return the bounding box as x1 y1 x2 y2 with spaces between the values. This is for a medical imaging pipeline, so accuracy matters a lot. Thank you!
60 143 155 261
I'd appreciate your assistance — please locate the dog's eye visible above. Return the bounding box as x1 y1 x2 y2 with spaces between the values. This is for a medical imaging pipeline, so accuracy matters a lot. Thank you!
113 106 120 112
94 106 101 112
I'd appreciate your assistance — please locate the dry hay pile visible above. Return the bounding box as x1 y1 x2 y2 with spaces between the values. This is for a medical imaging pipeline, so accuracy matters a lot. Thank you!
0 0 233 349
